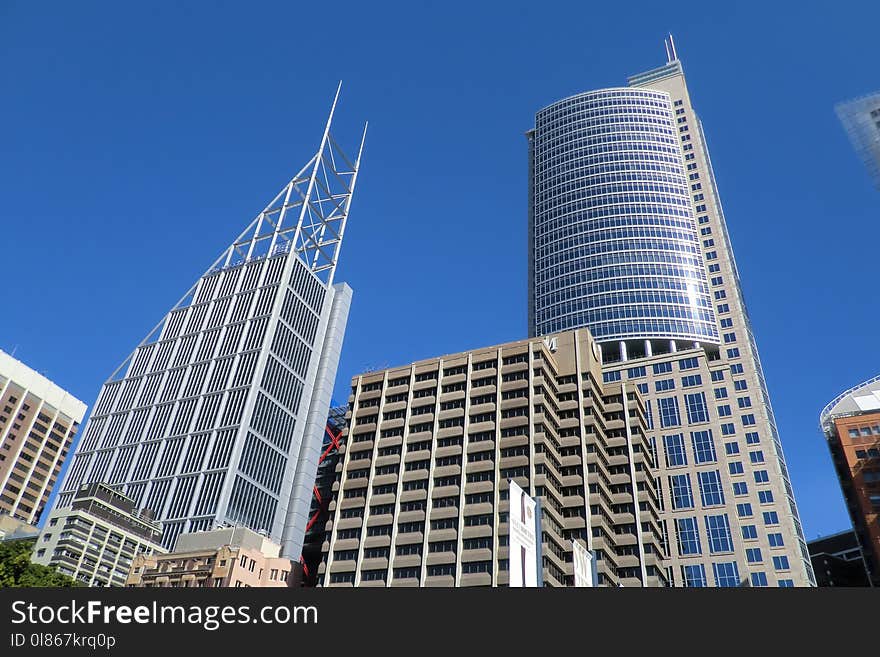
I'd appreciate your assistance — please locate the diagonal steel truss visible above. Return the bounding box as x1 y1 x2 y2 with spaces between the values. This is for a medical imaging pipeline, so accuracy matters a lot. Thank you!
107 83 366 380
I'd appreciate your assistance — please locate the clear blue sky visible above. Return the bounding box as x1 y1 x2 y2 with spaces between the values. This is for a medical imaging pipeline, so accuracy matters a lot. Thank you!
2 1 877 540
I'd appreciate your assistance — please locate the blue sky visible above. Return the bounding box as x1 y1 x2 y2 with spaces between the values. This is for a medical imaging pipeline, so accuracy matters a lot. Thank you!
2 1 877 540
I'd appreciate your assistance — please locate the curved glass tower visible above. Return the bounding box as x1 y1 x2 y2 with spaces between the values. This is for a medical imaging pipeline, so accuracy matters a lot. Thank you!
529 87 717 349
528 38 815 588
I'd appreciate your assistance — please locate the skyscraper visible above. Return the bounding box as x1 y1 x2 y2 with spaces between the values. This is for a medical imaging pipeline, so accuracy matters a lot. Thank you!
318 329 667 587
49 87 366 559
0 349 86 525
527 37 814 586
835 91 880 190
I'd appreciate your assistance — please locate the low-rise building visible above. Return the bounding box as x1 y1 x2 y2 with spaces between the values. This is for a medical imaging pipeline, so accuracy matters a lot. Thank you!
126 526 300 588
32 483 164 586
808 530 871 587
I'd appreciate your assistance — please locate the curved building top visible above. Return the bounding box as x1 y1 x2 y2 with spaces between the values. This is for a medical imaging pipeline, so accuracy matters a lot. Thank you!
820 374 880 432
529 86 718 346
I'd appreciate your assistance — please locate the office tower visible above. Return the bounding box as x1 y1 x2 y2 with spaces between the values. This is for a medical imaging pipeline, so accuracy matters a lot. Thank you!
808 531 871 587
49 88 366 558
301 405 347 585
32 483 165 587
835 91 880 189
0 349 86 525
125 526 300 588
527 37 813 586
820 375 880 586
319 329 668 587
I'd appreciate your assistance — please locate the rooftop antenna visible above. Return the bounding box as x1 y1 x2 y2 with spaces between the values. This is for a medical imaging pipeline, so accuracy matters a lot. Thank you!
664 33 678 63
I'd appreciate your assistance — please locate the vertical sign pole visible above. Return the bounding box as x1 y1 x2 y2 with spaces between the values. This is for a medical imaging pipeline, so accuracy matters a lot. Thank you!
534 498 543 587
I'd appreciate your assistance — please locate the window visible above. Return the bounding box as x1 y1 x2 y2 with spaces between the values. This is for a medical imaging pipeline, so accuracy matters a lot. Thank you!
682 375 702 388
729 461 744 475
745 432 760 445
749 451 765 464
603 371 621 383
746 548 763 563
653 362 672 375
768 533 784 548
684 393 709 424
725 442 740 455
655 379 675 392
676 517 702 555
762 511 779 525
717 303 729 313
698 471 725 506
712 562 740 587
658 397 681 428
705 514 733 553
682 564 707 587
772 556 790 570
758 490 774 504
663 434 687 467
733 482 748 496
669 474 694 510
736 503 753 518
734 380 748 391
741 414 756 426
691 430 716 464
711 370 725 382
741 525 758 540
627 366 646 379
717 404 732 417
754 470 769 484
750 572 768 587
730 364 744 375
678 357 699 370
778 579 794 588
721 423 736 436
737 397 752 409
714 387 728 400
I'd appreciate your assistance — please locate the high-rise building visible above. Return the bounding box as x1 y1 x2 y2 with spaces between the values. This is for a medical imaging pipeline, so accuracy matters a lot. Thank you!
48 88 366 559
835 91 880 190
0 349 87 525
125 526 300 588
527 37 814 586
819 375 880 586
318 329 668 587
301 405 347 585
808 531 871 587
33 482 165 587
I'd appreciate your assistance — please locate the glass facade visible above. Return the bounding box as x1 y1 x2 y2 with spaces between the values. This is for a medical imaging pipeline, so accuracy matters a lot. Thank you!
529 88 718 343
835 91 880 190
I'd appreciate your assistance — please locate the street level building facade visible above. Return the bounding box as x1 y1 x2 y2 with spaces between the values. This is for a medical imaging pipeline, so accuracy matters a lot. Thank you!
126 526 299 588
820 375 880 586
46 89 365 560
33 483 164 587
808 530 871 587
527 37 813 586
319 329 668 587
0 349 87 525
835 91 880 190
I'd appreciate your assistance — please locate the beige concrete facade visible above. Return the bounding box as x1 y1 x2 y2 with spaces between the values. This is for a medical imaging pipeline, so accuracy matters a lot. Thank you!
33 483 165 586
125 526 297 587
0 350 87 525
318 328 668 587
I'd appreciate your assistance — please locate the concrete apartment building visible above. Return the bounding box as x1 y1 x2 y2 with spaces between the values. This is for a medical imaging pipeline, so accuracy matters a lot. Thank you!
835 91 880 190
33 483 164 587
126 526 298 588
47 92 365 559
527 37 813 586
0 349 86 525
318 328 668 587
820 375 880 586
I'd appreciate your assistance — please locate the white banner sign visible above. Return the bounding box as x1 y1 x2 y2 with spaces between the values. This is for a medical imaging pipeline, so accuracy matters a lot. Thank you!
572 539 594 588
509 480 538 587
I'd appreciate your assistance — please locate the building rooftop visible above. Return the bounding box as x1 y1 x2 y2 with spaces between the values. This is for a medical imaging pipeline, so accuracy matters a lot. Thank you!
0 349 87 422
820 374 880 432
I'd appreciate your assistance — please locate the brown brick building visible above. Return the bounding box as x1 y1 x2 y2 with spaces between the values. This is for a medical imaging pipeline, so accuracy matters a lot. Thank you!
820 375 880 586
